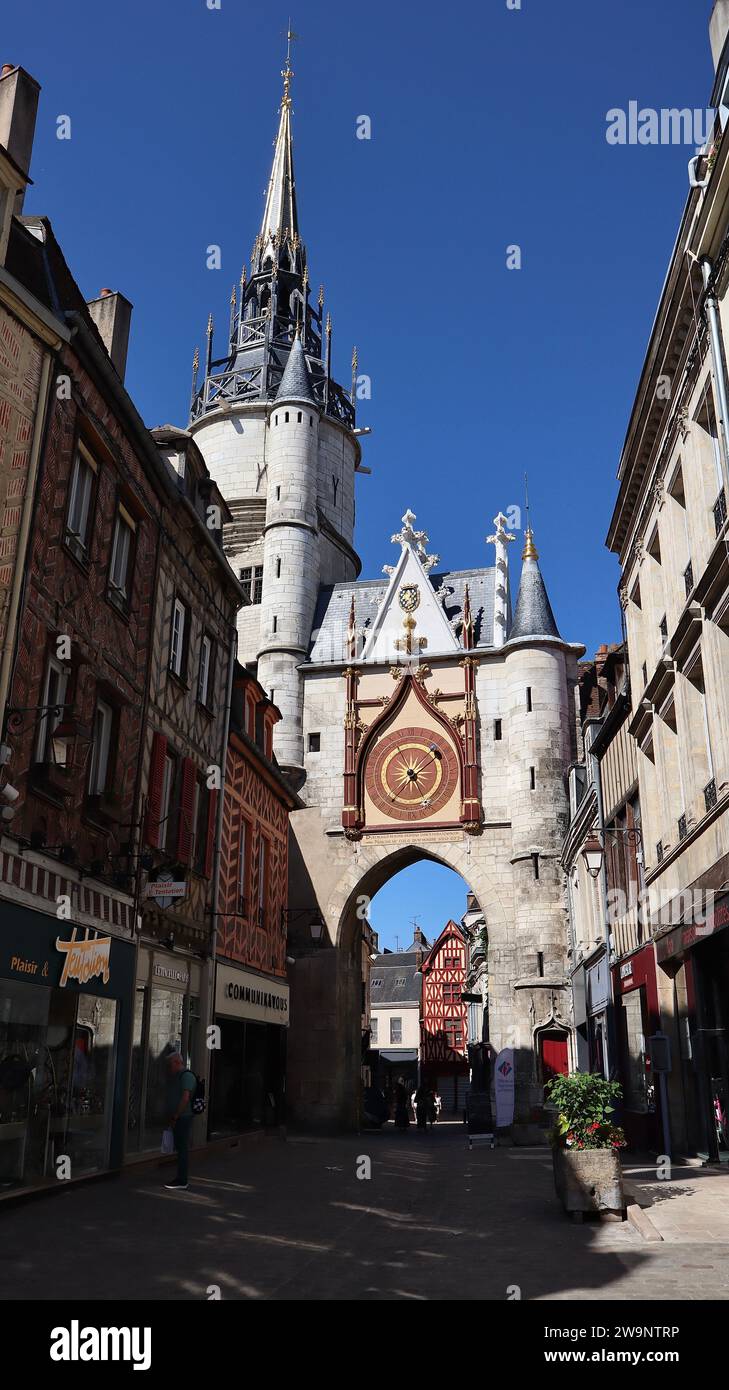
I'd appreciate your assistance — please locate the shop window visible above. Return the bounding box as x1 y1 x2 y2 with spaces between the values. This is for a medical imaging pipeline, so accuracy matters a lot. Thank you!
620 989 651 1112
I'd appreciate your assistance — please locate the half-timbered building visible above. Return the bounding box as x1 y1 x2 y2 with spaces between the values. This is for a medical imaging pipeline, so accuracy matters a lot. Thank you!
210 662 300 1133
129 425 243 1159
420 921 470 1114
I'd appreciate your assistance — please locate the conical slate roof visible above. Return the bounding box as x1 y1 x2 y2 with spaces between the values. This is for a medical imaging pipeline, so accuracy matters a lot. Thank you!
508 531 561 641
276 335 316 403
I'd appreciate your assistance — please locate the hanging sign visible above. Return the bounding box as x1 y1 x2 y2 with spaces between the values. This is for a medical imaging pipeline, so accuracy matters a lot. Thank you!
494 1047 515 1128
144 873 187 909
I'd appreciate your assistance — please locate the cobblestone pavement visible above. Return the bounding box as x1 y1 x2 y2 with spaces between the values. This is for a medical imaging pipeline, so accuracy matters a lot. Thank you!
624 1160 729 1245
2 1125 729 1301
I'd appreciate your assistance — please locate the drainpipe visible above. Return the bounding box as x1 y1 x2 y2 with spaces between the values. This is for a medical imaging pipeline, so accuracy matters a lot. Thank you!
204 626 237 1116
701 255 729 493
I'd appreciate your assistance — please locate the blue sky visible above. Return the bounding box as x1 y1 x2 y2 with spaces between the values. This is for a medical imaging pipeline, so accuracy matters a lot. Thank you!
5 0 716 945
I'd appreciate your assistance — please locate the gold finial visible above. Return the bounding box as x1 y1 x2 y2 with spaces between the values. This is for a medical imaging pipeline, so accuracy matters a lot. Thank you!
240 264 247 287
326 311 331 337
192 347 199 371
281 22 299 107
522 528 539 561
318 284 324 308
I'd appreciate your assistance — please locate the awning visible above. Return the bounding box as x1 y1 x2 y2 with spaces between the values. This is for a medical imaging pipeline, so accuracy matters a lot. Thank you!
377 1049 418 1063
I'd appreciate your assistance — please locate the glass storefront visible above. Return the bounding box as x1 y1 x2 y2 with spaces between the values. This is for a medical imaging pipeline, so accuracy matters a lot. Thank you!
210 962 289 1136
126 949 202 1155
0 909 134 1194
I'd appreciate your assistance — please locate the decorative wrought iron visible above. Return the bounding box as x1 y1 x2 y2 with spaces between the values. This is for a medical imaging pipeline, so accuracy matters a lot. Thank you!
714 487 728 536
705 778 718 812
656 840 664 864
678 813 687 842
684 560 694 598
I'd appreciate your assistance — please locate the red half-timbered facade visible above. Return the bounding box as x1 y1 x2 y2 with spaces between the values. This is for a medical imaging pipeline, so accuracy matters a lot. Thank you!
420 920 470 1111
217 664 298 976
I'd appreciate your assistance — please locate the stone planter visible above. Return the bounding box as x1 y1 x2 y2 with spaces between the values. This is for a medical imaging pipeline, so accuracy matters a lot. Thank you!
553 1147 625 1218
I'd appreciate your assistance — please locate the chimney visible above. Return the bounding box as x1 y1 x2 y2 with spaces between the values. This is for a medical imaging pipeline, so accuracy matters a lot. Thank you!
86 288 133 382
0 64 40 212
710 1 729 71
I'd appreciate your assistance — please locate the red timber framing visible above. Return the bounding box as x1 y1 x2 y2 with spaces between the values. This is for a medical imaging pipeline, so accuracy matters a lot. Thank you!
420 920 470 1085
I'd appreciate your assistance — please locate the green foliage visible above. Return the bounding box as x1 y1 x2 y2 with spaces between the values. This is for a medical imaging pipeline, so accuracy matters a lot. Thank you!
546 1071 626 1151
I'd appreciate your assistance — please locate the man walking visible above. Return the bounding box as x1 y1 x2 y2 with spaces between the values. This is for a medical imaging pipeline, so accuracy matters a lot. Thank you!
164 1051 196 1191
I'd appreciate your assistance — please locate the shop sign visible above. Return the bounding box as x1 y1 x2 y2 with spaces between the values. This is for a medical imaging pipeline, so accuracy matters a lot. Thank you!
494 1047 515 1128
655 893 729 963
144 874 187 908
56 929 111 988
153 961 190 987
620 960 633 982
216 963 290 1026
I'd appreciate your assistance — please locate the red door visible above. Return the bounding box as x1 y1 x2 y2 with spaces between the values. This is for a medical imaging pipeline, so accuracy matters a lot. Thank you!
541 1032 569 1081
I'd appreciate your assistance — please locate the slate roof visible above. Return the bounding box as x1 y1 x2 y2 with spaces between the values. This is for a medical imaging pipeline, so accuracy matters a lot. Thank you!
370 957 422 1007
308 566 499 663
507 554 561 642
275 335 316 403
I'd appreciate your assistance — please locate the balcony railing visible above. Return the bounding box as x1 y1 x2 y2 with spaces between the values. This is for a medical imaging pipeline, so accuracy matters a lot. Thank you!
656 840 664 865
684 561 694 598
705 778 718 812
714 488 728 537
678 813 687 842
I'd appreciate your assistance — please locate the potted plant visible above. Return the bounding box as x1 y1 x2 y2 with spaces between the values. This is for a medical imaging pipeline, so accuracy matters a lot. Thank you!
547 1071 627 1219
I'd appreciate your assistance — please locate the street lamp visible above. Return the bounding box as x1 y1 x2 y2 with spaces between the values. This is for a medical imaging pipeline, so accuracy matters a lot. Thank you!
581 825 644 880
282 906 326 944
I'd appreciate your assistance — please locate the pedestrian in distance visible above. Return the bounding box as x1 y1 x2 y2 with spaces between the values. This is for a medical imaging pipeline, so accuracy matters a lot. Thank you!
394 1077 410 1128
414 1082 430 1130
164 1051 196 1191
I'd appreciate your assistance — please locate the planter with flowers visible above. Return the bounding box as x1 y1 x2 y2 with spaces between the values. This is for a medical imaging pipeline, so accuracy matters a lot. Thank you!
547 1071 627 1219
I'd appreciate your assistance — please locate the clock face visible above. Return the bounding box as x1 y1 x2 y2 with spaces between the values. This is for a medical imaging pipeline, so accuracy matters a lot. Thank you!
365 724 459 822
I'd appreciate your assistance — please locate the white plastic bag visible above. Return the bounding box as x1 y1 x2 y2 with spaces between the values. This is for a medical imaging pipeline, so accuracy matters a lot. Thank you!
161 1126 175 1155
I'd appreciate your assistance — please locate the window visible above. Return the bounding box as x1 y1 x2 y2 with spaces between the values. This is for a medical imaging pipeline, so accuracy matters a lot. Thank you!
237 815 249 913
160 751 177 853
444 954 459 968
394 977 405 987
65 442 96 560
443 982 460 1004
36 658 69 763
108 506 135 608
390 1017 402 1045
530 766 536 790
197 634 214 708
532 852 540 880
275 486 281 500
445 1020 464 1050
88 699 114 796
169 597 189 678
308 732 321 753
370 1016 378 1044
258 836 268 927
239 565 263 606
494 719 502 741
526 687 532 712
272 615 277 633
276 557 281 578
537 951 544 977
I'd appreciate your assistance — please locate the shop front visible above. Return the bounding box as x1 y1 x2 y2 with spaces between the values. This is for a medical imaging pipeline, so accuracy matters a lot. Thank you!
0 905 135 1194
656 893 729 1161
210 962 289 1135
585 947 611 1077
125 946 204 1158
612 943 661 1151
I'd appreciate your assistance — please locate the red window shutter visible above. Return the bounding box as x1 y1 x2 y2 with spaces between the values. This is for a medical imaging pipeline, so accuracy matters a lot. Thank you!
204 788 218 878
145 732 167 847
177 758 196 865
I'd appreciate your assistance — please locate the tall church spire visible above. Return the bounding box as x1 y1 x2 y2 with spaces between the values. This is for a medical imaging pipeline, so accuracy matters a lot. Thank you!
189 46 354 429
259 55 299 248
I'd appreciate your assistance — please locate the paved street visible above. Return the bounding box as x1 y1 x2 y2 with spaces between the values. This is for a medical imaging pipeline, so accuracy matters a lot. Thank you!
3 1125 729 1301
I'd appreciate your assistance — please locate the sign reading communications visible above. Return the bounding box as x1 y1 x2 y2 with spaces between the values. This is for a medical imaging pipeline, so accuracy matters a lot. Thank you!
605 104 715 146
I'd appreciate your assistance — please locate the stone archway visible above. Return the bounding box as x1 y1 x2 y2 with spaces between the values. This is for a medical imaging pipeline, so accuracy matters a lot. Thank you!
285 820 511 1131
